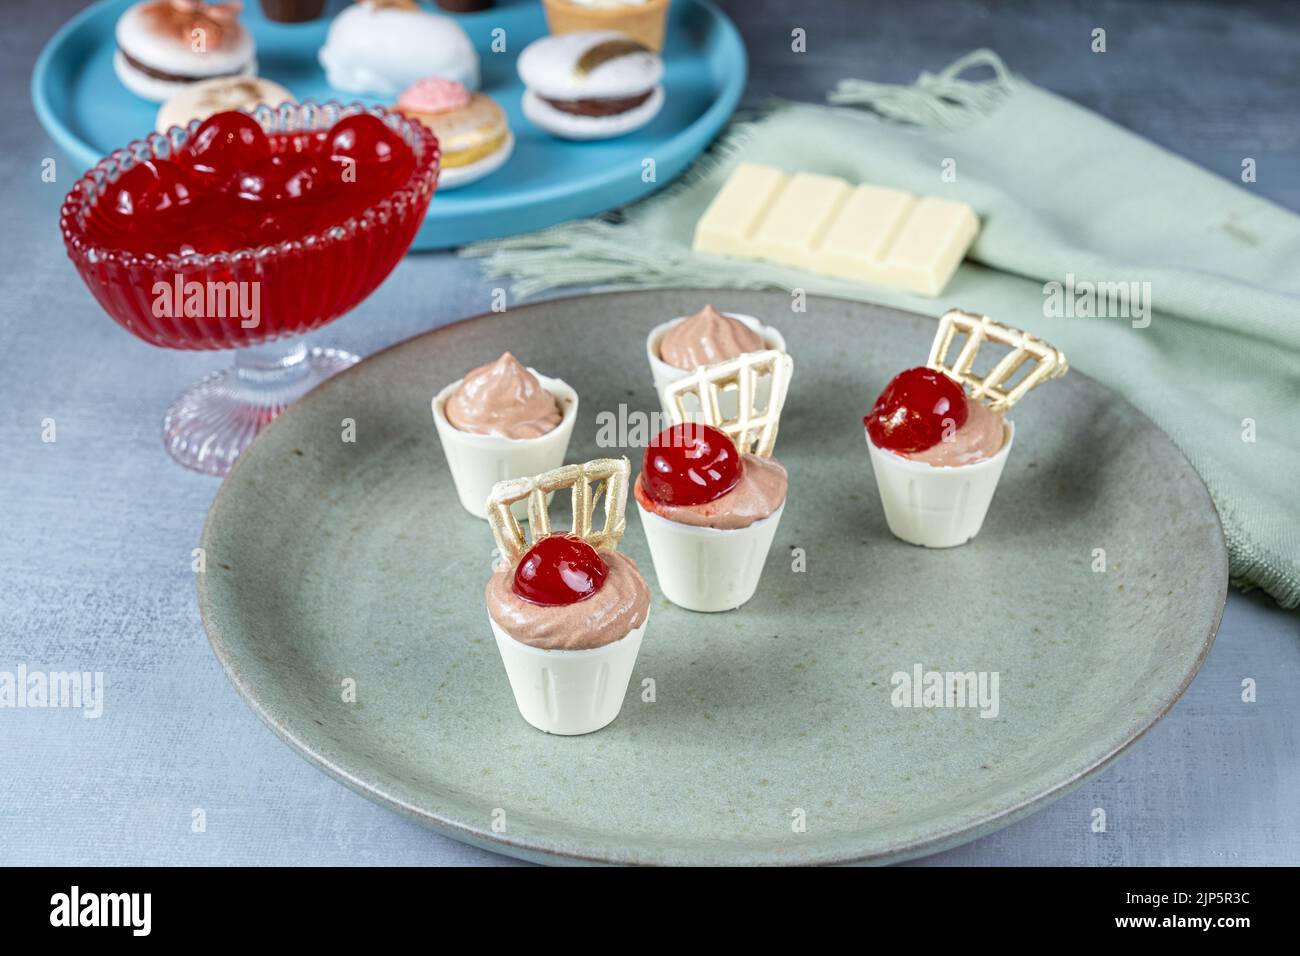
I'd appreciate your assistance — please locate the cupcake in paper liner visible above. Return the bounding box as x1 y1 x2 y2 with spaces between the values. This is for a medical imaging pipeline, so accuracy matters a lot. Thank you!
634 349 794 612
484 458 649 735
864 309 1067 548
432 353 577 519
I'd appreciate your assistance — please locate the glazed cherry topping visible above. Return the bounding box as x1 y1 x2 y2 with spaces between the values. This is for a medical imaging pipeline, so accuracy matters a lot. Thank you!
325 113 414 188
182 111 272 184
865 367 969 453
641 423 743 506
233 154 324 204
86 111 418 257
103 159 195 221
512 535 609 607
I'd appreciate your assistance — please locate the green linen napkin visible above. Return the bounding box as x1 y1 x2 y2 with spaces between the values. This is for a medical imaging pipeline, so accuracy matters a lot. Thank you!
465 51 1300 608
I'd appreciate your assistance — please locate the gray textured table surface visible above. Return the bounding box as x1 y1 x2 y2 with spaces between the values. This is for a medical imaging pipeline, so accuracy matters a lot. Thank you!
1 0 1296 866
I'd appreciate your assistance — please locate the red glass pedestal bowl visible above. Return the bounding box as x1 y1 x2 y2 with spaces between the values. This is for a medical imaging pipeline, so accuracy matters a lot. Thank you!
60 101 440 476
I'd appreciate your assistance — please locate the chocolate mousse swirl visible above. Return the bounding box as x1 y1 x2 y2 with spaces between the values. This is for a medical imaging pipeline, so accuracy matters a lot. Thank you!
487 550 650 650
903 398 1006 467
444 352 563 440
659 304 766 371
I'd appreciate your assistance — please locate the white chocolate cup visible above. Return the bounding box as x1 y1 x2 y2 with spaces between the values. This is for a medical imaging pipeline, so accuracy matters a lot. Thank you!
645 312 786 421
635 500 785 612
432 371 578 520
489 614 648 735
865 422 1015 548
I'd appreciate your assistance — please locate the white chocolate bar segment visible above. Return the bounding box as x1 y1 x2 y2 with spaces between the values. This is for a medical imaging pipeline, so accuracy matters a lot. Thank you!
748 172 851 270
692 163 980 297
819 184 917 285
882 197 980 296
692 163 788 257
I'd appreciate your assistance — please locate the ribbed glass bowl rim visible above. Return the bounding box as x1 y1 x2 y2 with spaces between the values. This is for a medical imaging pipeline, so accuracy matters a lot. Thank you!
59 100 441 271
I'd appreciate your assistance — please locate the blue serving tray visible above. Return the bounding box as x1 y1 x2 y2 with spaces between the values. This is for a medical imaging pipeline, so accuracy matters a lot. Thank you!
32 0 745 249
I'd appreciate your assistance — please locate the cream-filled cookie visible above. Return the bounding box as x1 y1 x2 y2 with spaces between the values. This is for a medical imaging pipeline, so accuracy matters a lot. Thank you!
396 78 513 189
114 0 257 103
517 31 664 140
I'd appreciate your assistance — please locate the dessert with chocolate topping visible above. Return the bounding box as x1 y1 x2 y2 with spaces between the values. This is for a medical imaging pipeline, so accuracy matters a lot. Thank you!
114 0 257 103
635 350 795 612
517 31 664 140
864 310 1068 548
432 353 578 519
485 458 650 735
646 304 787 420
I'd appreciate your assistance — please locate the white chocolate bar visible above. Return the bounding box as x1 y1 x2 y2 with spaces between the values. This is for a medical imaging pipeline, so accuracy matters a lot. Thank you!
693 163 979 296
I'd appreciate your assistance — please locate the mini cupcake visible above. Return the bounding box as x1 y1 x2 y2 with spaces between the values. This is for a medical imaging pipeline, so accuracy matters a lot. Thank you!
114 0 257 103
155 76 293 134
635 350 794 612
865 310 1067 548
517 31 664 140
646 304 786 418
396 78 513 189
319 0 479 96
259 0 325 22
543 0 670 51
432 353 578 519
485 458 650 735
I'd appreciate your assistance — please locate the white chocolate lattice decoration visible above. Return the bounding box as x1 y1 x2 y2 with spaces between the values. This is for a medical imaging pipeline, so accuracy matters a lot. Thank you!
927 309 1068 411
486 457 630 567
662 349 793 458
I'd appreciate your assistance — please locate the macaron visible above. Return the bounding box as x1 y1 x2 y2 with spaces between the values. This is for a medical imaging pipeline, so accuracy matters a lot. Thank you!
396 78 514 189
517 30 664 140
155 76 293 134
114 0 257 104
319 0 480 96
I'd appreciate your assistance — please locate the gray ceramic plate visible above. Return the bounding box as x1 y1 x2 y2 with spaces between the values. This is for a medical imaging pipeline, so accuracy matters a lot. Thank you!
199 290 1227 866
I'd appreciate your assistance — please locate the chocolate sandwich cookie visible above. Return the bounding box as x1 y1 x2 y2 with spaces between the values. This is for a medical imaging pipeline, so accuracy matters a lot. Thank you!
516 30 664 140
114 0 257 103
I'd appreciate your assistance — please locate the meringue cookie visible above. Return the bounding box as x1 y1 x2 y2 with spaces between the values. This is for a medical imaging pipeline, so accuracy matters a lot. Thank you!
319 0 479 96
517 30 664 140
114 0 257 103
155 76 293 134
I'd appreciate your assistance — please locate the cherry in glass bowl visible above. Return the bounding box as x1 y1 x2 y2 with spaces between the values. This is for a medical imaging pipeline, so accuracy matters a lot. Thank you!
60 101 440 476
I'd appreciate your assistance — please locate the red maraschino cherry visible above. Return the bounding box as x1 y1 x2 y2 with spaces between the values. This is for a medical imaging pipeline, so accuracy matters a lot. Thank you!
103 159 195 220
865 367 969 453
642 423 742 506
182 111 272 185
513 535 609 607
323 113 414 190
